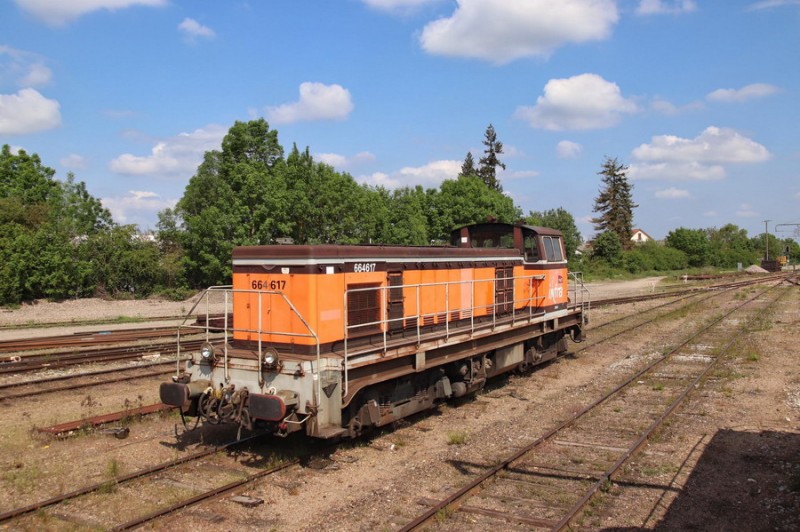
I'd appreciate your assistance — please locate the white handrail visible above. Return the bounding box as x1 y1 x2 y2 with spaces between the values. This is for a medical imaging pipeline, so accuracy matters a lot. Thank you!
341 274 549 385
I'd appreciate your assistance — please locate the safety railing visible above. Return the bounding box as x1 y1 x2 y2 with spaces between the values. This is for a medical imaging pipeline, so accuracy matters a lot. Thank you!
341 274 548 397
176 286 322 404
568 271 591 318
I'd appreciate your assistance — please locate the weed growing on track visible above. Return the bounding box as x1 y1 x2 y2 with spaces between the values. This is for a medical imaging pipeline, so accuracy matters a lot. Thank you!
446 430 468 445
99 458 121 494
3 462 42 493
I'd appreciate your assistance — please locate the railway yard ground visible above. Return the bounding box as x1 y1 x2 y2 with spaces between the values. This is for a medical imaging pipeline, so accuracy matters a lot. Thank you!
0 273 798 530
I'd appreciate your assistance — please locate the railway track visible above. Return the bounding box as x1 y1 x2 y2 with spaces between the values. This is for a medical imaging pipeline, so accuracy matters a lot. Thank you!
400 278 792 530
0 432 298 529
0 275 793 530
0 326 182 354
0 361 176 401
590 270 792 307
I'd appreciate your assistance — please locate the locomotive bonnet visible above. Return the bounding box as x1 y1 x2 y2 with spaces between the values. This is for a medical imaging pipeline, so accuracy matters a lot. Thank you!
161 222 588 439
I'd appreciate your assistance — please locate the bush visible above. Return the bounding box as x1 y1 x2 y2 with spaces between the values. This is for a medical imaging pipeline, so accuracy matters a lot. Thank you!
622 248 654 273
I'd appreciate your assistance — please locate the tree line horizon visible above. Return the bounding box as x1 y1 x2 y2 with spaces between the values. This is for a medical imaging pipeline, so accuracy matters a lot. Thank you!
1 120 796 305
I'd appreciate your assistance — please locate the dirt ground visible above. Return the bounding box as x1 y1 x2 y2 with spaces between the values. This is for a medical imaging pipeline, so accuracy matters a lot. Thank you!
0 276 798 530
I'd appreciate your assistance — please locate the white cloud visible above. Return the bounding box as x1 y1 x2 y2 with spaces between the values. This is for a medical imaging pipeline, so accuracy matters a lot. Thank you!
0 45 52 88
706 83 780 103
507 170 539 179
359 159 460 188
101 190 175 225
0 88 61 135
419 0 618 64
178 18 216 40
650 97 704 115
109 124 227 178
556 140 583 159
703 210 717 217
316 151 375 169
60 154 88 170
747 0 800 10
629 162 726 181
636 0 697 15
13 0 167 26
20 63 52 86
630 126 771 181
632 126 771 164
316 153 347 167
654 187 690 199
736 203 759 217
514 73 638 131
267 82 354 125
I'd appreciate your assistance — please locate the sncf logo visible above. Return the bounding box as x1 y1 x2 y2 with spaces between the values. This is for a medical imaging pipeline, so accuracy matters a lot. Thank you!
549 274 564 300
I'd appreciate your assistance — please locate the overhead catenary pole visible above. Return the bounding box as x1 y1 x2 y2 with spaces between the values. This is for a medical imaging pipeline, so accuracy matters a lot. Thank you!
763 219 770 260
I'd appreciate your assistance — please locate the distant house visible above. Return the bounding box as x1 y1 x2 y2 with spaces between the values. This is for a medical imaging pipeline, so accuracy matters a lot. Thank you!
631 228 653 244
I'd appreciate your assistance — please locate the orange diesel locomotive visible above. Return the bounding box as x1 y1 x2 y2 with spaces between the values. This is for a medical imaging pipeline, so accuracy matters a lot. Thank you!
160 222 588 439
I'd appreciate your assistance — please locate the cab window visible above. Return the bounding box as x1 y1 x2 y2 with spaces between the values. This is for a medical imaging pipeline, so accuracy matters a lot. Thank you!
524 236 540 262
543 236 564 262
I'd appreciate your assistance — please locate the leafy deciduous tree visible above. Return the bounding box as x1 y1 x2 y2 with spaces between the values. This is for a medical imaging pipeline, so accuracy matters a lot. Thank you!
665 227 710 267
525 207 582 262
428 176 521 242
592 230 623 266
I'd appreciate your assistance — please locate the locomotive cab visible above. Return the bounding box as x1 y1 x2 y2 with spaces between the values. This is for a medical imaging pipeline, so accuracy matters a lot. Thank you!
451 222 567 264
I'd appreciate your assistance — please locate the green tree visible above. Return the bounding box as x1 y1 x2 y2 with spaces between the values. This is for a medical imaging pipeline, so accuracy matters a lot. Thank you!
0 145 116 304
284 145 377 244
428 176 521 242
83 226 162 297
750 232 784 261
592 230 623 266
385 186 429 245
52 173 113 236
525 207 582 263
665 227 710 267
459 151 478 178
178 119 290 286
622 241 688 273
478 124 505 192
707 224 757 268
0 145 59 205
591 157 637 247
156 207 185 289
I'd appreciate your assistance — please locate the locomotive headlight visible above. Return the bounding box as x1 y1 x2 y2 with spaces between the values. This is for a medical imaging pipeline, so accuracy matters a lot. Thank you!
200 342 216 362
263 347 280 371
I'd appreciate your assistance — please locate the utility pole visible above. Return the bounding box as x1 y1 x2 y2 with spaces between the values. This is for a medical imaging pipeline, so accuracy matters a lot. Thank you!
763 219 770 260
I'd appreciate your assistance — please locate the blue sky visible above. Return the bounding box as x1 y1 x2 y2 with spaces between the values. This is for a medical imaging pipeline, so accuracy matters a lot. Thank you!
1 0 798 242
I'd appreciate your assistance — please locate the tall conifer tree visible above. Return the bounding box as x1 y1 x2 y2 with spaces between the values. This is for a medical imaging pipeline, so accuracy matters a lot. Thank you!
478 124 505 192
591 157 637 247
